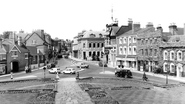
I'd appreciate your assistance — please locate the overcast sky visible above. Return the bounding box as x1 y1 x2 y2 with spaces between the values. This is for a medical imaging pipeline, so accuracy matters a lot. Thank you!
0 0 184 40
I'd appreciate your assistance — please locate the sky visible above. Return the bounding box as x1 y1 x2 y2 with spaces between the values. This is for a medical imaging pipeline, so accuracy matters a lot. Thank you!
0 0 184 40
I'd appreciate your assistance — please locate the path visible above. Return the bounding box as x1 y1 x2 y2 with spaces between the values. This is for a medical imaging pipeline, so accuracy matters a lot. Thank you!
55 78 93 104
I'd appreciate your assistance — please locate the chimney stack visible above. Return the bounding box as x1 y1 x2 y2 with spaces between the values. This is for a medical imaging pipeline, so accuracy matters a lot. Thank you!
132 22 140 33
157 24 163 32
184 23 185 35
18 36 22 46
146 22 153 28
128 18 133 28
169 23 177 35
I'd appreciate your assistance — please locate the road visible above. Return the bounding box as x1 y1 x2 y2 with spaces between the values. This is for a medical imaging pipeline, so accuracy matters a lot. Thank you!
0 58 181 85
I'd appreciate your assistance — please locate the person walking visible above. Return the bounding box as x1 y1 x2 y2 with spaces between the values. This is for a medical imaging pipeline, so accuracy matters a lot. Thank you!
143 72 148 81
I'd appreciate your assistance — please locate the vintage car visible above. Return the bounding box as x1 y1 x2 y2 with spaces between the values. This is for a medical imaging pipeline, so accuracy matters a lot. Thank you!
115 69 133 78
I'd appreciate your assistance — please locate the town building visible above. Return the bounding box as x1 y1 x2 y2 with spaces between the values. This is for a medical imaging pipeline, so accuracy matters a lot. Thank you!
72 35 79 58
137 23 167 72
116 22 141 70
75 30 106 60
104 19 132 67
160 24 185 77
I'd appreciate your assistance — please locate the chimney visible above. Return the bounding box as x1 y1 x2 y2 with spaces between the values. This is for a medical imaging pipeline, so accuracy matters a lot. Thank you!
157 24 163 32
146 22 153 28
132 22 140 33
18 36 22 46
184 23 185 35
169 23 177 35
0 38 2 48
128 18 133 28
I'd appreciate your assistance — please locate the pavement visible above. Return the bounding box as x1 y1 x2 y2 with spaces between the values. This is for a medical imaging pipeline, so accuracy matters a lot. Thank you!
69 56 185 83
55 78 93 104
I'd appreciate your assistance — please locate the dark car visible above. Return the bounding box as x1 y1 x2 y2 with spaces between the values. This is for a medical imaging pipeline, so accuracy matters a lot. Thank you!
115 69 132 78
98 61 107 67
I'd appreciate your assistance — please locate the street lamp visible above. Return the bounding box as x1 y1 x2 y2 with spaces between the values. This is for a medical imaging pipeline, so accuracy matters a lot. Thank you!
10 62 13 80
166 70 170 85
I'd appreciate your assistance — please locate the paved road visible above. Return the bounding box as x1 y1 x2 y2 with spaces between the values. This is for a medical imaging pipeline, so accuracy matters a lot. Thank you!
0 58 181 85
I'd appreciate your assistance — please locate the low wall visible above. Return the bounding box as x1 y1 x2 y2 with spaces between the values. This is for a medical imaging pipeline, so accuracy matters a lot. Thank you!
30 63 44 70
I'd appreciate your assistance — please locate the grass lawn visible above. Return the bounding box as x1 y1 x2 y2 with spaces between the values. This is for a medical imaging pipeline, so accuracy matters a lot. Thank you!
0 78 56 104
77 78 185 104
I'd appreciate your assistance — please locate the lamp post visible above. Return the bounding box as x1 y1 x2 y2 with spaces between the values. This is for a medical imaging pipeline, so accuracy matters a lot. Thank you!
10 62 13 80
166 70 170 85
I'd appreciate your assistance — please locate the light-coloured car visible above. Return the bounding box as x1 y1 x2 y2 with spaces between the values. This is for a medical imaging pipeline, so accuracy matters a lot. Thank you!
77 62 89 68
48 68 61 74
62 68 76 74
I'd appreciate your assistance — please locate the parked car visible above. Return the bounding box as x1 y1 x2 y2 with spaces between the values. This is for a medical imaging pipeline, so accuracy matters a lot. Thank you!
62 68 76 74
47 63 56 69
77 62 89 68
98 61 107 67
115 69 132 78
48 68 61 74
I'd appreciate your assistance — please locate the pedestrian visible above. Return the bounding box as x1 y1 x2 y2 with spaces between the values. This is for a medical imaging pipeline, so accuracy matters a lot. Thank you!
143 72 148 81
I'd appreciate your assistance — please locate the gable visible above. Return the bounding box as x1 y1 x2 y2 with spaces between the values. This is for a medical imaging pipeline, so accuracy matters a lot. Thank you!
0 46 6 54
25 33 45 46
9 45 21 53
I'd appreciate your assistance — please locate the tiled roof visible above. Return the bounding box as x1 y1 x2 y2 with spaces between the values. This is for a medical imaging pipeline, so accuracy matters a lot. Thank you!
118 28 142 37
26 46 43 55
110 26 120 36
2 44 9 52
168 35 185 42
176 28 184 35
116 25 132 36
137 27 157 38
16 45 29 53
82 31 107 38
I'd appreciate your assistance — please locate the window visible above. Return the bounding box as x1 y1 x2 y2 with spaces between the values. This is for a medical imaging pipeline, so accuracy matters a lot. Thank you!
89 52 92 57
123 37 126 43
150 39 153 44
129 37 132 43
133 37 136 43
119 47 123 54
149 49 152 56
145 40 148 44
155 39 157 44
154 49 157 56
1 54 6 60
124 47 127 55
170 51 175 60
25 53 28 59
12 51 18 57
83 43 85 48
93 43 96 48
99 34 102 38
170 63 175 73
119 38 122 44
32 40 36 44
101 43 104 47
129 47 132 54
163 62 168 72
89 43 91 48
97 43 100 48
163 50 168 60
133 47 136 55
177 51 182 61
145 49 148 56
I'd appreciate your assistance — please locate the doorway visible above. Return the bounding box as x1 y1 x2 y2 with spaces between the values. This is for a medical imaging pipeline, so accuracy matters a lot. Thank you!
12 61 19 72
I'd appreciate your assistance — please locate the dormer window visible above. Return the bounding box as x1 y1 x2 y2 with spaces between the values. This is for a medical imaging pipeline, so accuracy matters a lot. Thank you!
90 34 96 38
99 34 102 38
